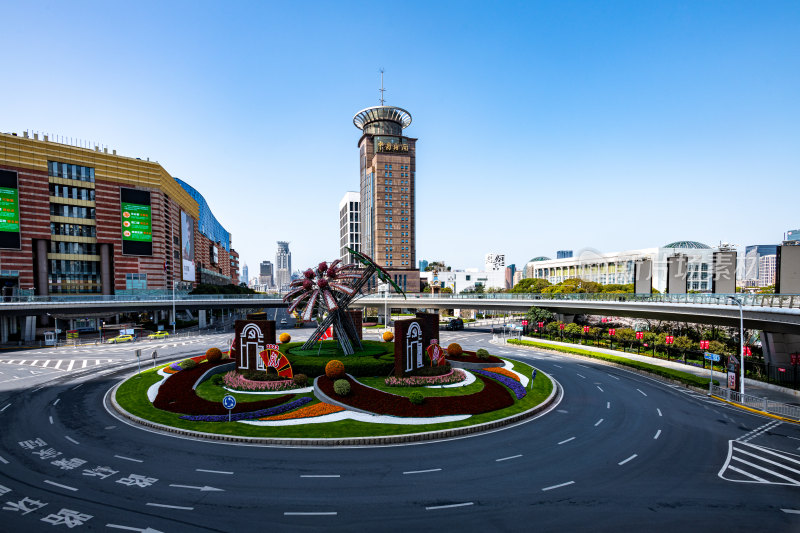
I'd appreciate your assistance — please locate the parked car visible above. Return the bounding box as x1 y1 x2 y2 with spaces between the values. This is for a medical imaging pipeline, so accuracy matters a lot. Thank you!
107 334 134 344
147 331 169 339
445 318 464 331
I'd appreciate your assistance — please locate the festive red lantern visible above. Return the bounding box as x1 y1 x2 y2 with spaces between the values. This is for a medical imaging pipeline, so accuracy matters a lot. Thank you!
743 346 752 356
559 324 565 330
635 332 644 340
538 322 544 328
609 329 616 336
601 318 607 323
583 326 590 333
699 340 709 350
665 336 674 345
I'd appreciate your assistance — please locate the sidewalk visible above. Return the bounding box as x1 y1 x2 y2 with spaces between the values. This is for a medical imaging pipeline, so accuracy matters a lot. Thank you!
495 335 800 406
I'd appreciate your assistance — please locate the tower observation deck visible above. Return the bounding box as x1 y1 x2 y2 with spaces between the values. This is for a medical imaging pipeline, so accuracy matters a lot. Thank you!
353 106 413 136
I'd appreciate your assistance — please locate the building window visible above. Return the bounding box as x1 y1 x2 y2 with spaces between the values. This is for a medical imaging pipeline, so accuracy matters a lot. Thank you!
125 273 148 290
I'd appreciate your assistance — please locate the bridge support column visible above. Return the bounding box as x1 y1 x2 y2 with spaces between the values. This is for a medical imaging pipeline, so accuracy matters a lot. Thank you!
1 316 8 344
22 316 36 342
199 310 207 329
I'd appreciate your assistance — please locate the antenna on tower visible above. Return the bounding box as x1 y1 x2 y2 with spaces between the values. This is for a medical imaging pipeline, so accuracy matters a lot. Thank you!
379 68 386 106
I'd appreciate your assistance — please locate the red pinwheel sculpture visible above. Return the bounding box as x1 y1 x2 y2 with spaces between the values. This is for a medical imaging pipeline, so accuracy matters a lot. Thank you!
284 249 405 355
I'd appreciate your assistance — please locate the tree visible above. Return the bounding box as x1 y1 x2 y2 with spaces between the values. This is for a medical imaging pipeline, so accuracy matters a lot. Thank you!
525 306 554 324
615 328 636 349
672 336 694 353
510 278 551 293
564 323 582 341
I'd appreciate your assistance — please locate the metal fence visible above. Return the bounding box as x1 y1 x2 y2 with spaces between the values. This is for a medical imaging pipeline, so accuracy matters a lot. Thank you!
710 384 800 421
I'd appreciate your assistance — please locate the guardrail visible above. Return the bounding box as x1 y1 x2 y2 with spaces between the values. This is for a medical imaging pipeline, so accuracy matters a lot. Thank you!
1 293 285 304
709 384 800 421
355 292 800 309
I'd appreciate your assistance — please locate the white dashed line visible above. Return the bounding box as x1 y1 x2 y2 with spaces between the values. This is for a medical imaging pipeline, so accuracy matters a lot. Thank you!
44 480 78 491
618 454 638 465
53 398 60 406
636 389 647 396
0 403 10 412
49 416 53 425
0 455 8 464
657 408 662 417
654 430 661 440
606 402 611 409
65 436 80 445
72 383 83 390
300 475 340 478
576 374 586 379
542 481 574 491
196 469 234 475
553 364 562 368
496 454 523 462
597 386 604 392
558 437 576 445
284 511 337 516
594 418 604 427
782 509 800 514
114 454 143 463
403 468 442 475
606 374 619 380
147 503 193 510
425 502 473 511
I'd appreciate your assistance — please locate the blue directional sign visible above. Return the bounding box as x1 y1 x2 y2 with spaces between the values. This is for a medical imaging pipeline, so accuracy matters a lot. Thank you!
222 395 237 410
704 352 721 362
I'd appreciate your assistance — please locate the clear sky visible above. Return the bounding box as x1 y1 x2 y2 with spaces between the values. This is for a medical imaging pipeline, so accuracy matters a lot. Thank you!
2 1 798 275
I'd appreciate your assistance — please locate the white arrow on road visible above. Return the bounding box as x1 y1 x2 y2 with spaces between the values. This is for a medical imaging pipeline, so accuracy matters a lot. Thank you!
106 524 164 533
168 484 224 492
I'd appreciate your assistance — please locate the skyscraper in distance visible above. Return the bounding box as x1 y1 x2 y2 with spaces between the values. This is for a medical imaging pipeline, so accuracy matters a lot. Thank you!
275 241 291 292
353 75 420 292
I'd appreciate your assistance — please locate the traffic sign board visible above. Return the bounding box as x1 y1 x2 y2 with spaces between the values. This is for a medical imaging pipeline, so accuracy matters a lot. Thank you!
704 352 721 362
222 395 236 410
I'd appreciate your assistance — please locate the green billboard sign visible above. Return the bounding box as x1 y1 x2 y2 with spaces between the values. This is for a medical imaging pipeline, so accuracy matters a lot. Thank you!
0 186 19 233
121 202 152 242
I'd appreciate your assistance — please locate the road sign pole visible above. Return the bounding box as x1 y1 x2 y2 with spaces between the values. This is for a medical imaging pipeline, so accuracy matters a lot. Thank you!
135 349 141 375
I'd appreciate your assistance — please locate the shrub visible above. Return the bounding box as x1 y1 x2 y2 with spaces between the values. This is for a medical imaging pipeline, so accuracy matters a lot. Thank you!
179 359 197 370
221 350 231 360
409 391 425 405
382 331 394 342
279 332 291 343
293 374 308 387
205 347 223 362
325 359 345 380
447 343 463 356
333 379 351 396
476 348 490 360
210 374 223 386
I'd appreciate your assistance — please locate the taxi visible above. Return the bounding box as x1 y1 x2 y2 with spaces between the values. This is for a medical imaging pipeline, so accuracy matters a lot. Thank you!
107 334 134 344
147 331 170 339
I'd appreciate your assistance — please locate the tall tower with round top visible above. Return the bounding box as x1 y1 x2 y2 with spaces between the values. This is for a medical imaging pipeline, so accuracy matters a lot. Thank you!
354 103 419 292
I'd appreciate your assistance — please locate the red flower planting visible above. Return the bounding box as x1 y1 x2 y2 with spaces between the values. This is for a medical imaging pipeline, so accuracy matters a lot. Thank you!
317 374 514 417
445 350 503 364
153 361 295 415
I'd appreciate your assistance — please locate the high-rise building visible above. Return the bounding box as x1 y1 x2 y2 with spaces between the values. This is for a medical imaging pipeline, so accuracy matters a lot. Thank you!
354 93 420 292
505 264 516 289
759 255 777 287
743 244 778 284
259 260 274 288
275 241 291 292
241 262 249 287
419 259 429 272
557 250 573 259
787 229 800 243
339 191 360 265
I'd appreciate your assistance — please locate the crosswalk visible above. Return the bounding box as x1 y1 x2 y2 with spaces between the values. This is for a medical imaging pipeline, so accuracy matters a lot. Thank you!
0 358 114 372
719 437 800 486
17 336 229 356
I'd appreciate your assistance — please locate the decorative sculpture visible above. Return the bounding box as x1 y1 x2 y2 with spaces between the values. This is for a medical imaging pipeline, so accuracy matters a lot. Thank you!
283 248 405 355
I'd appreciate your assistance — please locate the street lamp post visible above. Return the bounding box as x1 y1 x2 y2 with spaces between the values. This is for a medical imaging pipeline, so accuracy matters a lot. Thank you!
728 296 745 395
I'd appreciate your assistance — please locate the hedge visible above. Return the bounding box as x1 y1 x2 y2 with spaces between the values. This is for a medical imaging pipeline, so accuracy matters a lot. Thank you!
282 340 395 378
507 339 718 388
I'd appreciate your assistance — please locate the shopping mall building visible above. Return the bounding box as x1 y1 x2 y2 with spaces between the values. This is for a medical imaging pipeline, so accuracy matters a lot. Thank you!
0 131 239 298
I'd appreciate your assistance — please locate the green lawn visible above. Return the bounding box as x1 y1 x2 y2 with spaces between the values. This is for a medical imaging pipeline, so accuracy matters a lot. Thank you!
114 355 555 439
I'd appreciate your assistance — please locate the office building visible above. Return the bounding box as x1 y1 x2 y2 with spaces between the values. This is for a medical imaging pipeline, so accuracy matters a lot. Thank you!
759 255 777 287
505 264 516 289
0 130 239 296
241 262 249 287
353 96 420 292
275 241 291 291
259 260 274 288
557 250 573 259
339 191 360 265
743 244 778 286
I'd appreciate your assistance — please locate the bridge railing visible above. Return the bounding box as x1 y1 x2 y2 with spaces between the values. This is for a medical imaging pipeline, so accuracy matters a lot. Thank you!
1 293 285 304
355 292 800 309
710 384 800 420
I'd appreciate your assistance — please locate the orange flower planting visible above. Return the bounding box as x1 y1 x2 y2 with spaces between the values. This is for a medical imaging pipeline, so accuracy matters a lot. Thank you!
279 332 291 343
482 367 520 382
325 359 345 379
446 343 463 356
260 402 344 421
382 331 394 342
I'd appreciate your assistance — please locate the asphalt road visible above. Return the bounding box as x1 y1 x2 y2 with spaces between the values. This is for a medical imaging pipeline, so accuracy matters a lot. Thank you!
0 329 798 532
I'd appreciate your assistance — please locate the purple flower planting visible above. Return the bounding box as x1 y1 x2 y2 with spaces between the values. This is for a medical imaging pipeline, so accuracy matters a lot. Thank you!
179 397 312 422
473 370 527 400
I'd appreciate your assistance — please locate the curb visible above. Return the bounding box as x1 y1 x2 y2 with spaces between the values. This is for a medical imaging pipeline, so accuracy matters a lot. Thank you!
448 360 503 370
108 366 560 447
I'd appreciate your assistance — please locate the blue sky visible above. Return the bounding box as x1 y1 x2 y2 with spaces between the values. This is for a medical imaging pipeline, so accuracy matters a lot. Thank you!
2 1 798 274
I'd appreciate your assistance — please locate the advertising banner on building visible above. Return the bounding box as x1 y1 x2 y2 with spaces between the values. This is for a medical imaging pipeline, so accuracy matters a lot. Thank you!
181 210 195 282
120 188 152 255
0 169 21 249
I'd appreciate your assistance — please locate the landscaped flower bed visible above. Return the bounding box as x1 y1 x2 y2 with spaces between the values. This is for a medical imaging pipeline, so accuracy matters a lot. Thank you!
473 369 527 400
222 371 300 392
445 350 503 364
164 354 210 374
316 374 514 416
384 369 466 387
481 367 520 382
180 397 313 422
154 361 296 415
260 401 344 421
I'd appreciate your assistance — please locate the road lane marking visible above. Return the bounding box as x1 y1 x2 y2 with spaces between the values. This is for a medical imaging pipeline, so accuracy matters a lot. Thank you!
607 402 611 409
72 383 83 390
636 389 647 396
607 373 619 380
284 511 337 516
114 454 143 463
619 454 638 465
82 360 87 368
597 386 604 392
67 360 75 371
542 481 574 491
65 436 80 445
30 360 38 366
54 360 63 370
657 408 662 417
425 502 473 510
42 360 51 368
44 480 78 491
300 475 340 478
654 430 661 439
0 455 8 464
496 454 523 462
196 469 234 474
0 403 10 412
146 503 193 510
782 509 800 514
553 364 562 368
53 398 60 406
558 437 576 445
594 419 604 427
49 416 53 425
403 468 442 475
728 465 769 482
